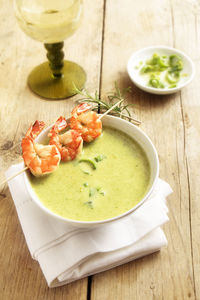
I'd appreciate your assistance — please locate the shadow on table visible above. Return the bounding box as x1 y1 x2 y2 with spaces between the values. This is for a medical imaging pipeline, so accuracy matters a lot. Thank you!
116 71 179 108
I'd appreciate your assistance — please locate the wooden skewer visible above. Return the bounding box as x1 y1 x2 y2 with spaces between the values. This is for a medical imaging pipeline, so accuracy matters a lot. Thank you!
98 99 123 120
2 100 139 185
99 110 141 125
1 167 28 186
119 113 141 124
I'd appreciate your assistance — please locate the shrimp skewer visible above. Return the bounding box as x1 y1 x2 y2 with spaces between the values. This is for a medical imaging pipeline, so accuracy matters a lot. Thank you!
21 121 61 176
70 103 102 142
2 100 124 184
49 116 83 162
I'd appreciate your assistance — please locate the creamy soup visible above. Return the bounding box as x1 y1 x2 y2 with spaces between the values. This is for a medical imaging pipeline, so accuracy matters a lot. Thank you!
29 127 151 221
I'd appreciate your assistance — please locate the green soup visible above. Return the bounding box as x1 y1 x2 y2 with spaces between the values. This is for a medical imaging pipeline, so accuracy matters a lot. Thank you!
29 127 151 221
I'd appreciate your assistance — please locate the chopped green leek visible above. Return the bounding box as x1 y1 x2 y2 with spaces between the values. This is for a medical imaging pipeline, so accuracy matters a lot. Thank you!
99 191 106 196
149 74 165 89
79 159 97 170
83 170 90 175
166 71 180 84
89 187 96 197
138 52 184 89
169 84 177 89
141 65 154 73
84 200 94 208
169 55 183 71
94 154 106 162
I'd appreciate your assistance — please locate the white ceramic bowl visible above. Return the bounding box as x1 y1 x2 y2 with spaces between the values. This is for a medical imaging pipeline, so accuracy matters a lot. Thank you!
24 115 159 228
127 45 195 95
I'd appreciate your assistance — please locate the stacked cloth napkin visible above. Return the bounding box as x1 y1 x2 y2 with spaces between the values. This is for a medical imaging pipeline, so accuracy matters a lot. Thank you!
6 163 172 287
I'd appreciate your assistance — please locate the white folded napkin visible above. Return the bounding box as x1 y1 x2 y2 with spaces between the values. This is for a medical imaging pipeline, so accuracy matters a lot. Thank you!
6 163 172 287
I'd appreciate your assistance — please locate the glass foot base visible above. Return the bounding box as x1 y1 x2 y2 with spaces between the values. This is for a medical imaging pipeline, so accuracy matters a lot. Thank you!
28 60 86 100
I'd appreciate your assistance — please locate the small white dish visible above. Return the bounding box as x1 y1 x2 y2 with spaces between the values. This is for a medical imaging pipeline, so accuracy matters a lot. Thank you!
24 115 159 228
127 45 195 95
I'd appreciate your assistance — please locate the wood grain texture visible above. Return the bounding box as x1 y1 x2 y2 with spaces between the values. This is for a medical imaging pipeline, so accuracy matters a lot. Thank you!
0 0 199 299
170 1 200 299
90 0 198 299
0 0 104 298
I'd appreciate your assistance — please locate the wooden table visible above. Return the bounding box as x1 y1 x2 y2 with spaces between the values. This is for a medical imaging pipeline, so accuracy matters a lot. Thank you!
0 0 199 299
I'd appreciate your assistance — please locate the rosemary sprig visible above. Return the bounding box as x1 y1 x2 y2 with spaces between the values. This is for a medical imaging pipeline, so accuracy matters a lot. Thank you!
74 83 141 125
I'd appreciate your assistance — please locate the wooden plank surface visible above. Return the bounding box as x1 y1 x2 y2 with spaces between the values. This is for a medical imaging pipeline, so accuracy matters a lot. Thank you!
91 0 198 299
0 0 199 299
0 0 104 299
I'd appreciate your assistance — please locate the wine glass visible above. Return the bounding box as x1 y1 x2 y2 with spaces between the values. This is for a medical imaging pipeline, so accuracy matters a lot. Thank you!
14 0 86 99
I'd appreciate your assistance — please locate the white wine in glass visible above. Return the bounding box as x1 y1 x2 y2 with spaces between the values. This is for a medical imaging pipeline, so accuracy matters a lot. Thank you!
14 0 86 99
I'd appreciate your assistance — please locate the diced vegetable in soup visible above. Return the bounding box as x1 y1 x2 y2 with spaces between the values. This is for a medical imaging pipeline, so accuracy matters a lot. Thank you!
29 127 151 221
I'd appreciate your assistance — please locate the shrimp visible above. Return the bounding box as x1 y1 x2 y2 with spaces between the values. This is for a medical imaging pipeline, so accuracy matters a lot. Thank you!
49 116 83 161
70 103 102 142
21 121 61 176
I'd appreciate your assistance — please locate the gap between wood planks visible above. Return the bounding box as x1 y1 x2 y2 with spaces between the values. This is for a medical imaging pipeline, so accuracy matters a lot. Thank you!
179 91 196 298
168 1 196 297
87 276 92 300
98 0 107 114
87 0 107 296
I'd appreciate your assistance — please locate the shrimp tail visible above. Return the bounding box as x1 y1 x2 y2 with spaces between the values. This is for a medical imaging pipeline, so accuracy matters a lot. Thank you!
72 103 92 116
49 116 68 137
53 116 68 132
25 120 45 139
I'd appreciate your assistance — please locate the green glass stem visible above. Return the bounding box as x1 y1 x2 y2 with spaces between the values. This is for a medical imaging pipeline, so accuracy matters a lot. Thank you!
44 42 64 78
27 41 86 100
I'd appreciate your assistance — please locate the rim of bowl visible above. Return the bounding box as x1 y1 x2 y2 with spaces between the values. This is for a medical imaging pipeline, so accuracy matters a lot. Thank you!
127 45 195 94
24 115 159 226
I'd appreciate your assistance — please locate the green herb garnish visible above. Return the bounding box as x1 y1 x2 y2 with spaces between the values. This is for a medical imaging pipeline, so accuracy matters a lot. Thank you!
83 170 90 175
84 200 94 209
94 154 106 162
74 83 141 125
99 191 106 196
79 159 97 170
89 187 96 197
82 184 106 207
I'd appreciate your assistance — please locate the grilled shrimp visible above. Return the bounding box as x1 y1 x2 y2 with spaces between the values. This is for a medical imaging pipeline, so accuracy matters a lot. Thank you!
70 103 102 142
21 121 61 176
49 116 83 161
